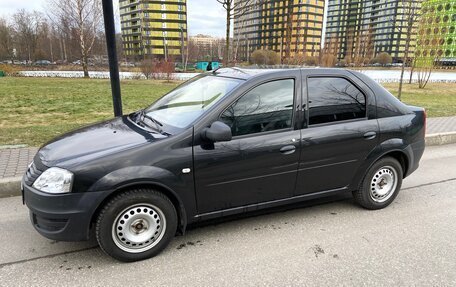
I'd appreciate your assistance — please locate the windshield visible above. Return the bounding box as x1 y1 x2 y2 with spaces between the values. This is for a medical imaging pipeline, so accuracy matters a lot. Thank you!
145 76 242 129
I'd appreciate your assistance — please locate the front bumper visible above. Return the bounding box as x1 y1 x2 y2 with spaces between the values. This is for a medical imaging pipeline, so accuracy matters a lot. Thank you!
23 179 110 241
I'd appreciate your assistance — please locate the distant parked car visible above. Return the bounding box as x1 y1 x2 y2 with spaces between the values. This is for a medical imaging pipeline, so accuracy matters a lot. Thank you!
34 60 52 66
23 68 426 262
72 60 81 65
120 62 135 67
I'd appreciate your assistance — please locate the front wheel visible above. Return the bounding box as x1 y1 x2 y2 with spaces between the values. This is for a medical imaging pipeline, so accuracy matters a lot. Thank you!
96 189 177 262
353 157 403 210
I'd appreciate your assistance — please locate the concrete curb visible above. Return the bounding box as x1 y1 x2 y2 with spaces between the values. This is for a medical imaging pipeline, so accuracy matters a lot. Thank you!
0 177 22 199
1 132 456 199
425 132 456 146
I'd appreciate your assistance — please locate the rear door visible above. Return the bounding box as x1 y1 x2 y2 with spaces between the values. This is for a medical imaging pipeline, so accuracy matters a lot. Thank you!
295 70 379 195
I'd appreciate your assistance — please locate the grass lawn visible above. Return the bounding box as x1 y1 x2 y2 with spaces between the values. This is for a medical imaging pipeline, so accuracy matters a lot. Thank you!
1 77 455 146
0 77 178 146
382 82 456 118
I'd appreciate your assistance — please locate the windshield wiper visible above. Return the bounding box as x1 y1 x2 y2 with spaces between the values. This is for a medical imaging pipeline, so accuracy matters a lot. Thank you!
136 110 164 134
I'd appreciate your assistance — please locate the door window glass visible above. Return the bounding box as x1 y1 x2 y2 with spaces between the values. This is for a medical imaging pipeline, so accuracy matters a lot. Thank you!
307 77 366 125
220 79 294 136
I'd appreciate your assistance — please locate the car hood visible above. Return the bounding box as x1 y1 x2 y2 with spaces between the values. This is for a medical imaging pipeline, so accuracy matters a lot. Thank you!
38 116 163 167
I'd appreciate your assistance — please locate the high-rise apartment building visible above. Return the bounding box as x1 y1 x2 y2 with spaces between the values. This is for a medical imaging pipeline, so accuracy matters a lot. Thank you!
416 0 456 66
233 0 325 62
325 0 419 63
119 0 187 60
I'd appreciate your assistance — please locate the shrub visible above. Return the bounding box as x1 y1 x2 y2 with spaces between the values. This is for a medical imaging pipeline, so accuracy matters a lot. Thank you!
250 49 280 65
0 64 21 76
139 59 175 81
320 53 337 67
374 52 393 66
139 59 159 79
304 56 319 66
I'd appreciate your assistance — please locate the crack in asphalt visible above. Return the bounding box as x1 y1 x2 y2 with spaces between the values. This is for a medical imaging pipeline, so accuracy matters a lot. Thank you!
402 178 456 191
1 178 455 268
0 246 98 269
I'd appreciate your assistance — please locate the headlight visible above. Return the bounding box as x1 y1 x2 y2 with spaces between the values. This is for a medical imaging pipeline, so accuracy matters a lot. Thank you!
33 167 74 194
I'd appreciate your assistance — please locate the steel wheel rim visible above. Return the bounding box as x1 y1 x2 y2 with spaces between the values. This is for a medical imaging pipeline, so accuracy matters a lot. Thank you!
369 165 398 203
112 204 166 253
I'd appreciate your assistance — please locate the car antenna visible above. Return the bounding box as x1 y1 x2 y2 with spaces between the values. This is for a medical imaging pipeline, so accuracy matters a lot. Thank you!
212 67 221 74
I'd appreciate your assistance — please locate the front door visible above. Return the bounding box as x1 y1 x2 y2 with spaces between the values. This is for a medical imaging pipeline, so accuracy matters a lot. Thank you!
194 78 301 214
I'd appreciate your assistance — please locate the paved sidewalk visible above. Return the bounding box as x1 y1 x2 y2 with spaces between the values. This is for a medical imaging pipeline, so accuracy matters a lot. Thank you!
0 147 37 179
0 117 455 180
426 116 456 134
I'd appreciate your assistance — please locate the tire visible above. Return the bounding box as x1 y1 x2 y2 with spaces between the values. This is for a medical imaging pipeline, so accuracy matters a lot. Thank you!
353 157 403 210
96 189 177 262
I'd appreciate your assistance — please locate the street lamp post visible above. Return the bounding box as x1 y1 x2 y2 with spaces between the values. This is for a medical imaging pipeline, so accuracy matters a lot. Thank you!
102 0 123 117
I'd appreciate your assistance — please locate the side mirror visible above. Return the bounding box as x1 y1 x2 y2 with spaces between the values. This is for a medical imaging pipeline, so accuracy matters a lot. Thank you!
202 121 232 142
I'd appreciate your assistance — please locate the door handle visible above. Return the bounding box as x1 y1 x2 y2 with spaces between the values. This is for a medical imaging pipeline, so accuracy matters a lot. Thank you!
280 145 296 155
363 131 377 140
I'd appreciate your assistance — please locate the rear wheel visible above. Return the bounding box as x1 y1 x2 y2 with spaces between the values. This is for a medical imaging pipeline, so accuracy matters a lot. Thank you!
96 189 177 262
353 157 403 210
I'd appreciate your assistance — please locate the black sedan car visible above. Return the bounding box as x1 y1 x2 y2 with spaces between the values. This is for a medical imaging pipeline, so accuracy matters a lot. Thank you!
23 68 426 261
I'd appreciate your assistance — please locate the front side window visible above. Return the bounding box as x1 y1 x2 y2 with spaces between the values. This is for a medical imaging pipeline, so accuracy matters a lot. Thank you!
146 76 241 128
220 79 294 136
307 77 366 125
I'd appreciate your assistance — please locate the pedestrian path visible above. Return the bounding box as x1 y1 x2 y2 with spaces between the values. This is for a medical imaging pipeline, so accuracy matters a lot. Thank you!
426 116 456 134
0 147 37 179
1 116 455 179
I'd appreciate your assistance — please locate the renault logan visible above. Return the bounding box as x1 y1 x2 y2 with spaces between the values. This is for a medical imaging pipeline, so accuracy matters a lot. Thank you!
23 68 426 261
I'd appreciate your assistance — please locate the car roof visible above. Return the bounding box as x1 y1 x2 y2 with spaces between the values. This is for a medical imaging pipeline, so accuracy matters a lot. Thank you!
212 67 351 80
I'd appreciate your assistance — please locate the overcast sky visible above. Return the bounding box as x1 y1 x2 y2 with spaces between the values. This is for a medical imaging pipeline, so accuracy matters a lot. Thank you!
0 0 227 37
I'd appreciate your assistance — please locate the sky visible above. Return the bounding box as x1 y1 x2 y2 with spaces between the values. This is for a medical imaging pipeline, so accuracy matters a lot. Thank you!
0 0 227 37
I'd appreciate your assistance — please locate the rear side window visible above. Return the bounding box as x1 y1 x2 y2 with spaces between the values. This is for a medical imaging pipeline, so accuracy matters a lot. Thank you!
307 77 366 125
220 79 294 136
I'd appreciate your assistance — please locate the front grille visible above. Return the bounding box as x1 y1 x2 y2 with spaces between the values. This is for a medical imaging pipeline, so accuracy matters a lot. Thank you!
24 162 44 186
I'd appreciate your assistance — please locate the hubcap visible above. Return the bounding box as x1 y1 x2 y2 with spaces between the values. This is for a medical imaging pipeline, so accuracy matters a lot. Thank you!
112 204 166 253
369 166 398 203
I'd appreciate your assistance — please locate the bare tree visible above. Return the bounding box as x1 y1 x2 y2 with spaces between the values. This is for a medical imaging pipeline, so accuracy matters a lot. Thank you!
183 32 190 71
416 62 433 89
233 8 248 63
12 9 43 62
320 37 338 67
394 0 421 100
415 29 443 89
139 58 157 79
216 0 252 65
409 57 417 84
0 17 15 62
47 0 102 77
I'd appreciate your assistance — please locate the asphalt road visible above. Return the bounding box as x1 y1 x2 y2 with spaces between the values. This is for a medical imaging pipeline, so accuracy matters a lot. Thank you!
0 144 455 286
